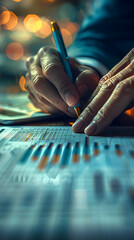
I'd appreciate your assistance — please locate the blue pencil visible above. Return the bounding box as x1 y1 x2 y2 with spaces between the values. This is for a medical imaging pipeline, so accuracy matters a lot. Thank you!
51 21 81 117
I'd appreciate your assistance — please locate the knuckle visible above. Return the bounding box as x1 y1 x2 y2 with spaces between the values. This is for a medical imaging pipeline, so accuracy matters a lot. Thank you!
128 77 134 88
45 63 62 78
101 79 116 91
26 57 34 67
115 71 123 81
82 105 95 119
33 76 42 90
26 56 33 63
100 74 109 84
38 46 58 57
38 46 49 56
115 81 131 93
97 108 109 121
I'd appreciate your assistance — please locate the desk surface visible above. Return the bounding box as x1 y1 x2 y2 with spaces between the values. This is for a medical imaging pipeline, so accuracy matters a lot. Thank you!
1 125 134 240
1 80 134 240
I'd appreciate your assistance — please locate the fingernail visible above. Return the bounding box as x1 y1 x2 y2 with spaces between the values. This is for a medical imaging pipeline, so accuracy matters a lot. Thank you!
65 92 77 106
84 120 97 135
72 117 85 132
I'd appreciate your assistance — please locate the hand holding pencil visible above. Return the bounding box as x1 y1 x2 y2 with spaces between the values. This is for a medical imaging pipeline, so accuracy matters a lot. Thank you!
25 24 99 117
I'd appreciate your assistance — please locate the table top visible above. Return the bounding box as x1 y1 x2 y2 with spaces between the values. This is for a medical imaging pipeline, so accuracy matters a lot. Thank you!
0 77 134 129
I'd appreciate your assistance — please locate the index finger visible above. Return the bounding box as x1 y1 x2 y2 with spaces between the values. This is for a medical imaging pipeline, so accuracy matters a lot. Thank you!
84 76 134 135
39 47 80 107
26 55 73 115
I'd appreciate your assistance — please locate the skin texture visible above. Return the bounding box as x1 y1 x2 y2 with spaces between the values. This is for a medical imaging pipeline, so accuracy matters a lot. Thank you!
72 48 134 135
26 47 134 136
25 47 99 116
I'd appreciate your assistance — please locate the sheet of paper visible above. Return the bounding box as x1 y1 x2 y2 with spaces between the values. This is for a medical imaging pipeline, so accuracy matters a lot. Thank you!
0 126 134 239
0 93 57 124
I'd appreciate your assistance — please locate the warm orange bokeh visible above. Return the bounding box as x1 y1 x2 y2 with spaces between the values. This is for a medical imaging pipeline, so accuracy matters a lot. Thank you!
52 28 73 47
61 28 73 46
23 14 42 33
19 75 27 92
125 108 134 119
66 22 79 34
3 11 18 30
5 42 24 60
12 0 22 2
0 11 11 25
35 19 51 38
68 122 74 126
42 0 56 2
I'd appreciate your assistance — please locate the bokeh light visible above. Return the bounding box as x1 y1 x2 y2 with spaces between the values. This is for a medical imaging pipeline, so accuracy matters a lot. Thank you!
68 122 74 126
58 28 73 47
3 11 18 30
12 0 22 2
47 0 56 2
35 19 51 38
42 0 57 3
66 22 79 34
52 24 73 47
23 14 42 33
5 42 24 60
126 109 134 119
0 11 11 25
19 75 27 92
0 0 82 83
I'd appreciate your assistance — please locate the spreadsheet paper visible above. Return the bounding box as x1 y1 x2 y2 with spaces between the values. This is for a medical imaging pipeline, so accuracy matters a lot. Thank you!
0 126 134 240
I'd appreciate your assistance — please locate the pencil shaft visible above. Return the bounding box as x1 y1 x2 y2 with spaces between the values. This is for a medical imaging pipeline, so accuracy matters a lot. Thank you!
51 21 81 117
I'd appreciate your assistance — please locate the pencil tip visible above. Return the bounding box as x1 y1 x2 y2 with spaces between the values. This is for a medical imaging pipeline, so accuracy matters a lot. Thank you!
74 106 81 117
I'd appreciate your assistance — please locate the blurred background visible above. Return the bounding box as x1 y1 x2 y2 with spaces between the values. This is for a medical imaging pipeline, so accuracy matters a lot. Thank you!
0 0 133 119
0 0 93 93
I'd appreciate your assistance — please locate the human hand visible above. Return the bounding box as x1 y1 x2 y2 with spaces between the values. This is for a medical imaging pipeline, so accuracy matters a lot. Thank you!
72 48 134 135
25 47 99 116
